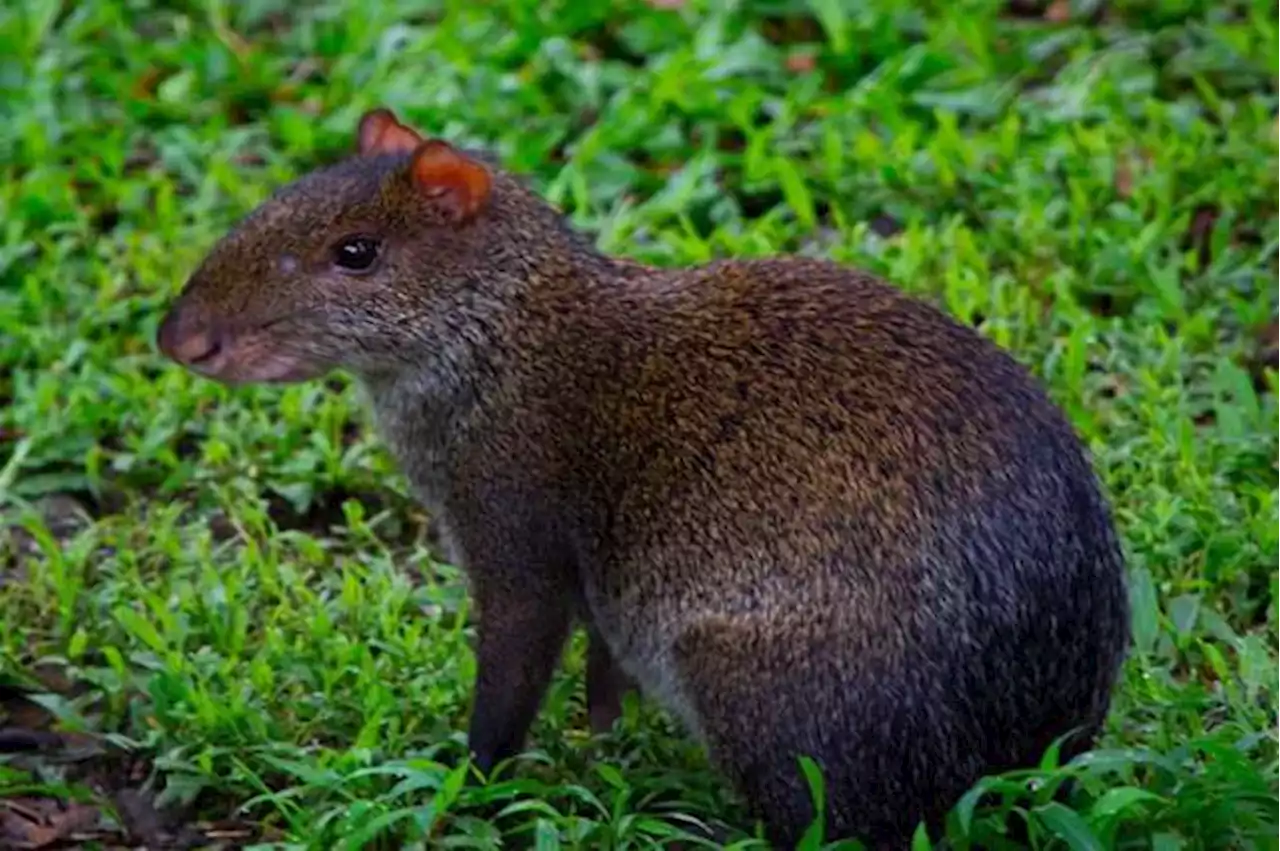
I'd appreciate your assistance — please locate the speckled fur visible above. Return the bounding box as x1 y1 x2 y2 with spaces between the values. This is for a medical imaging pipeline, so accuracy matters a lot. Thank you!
161 123 1131 848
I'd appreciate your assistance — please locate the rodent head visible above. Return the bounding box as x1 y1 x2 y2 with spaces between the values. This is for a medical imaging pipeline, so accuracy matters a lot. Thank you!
156 108 513 385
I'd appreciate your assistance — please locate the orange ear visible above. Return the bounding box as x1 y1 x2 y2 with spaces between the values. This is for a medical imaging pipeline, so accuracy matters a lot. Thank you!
357 108 423 156
408 140 492 222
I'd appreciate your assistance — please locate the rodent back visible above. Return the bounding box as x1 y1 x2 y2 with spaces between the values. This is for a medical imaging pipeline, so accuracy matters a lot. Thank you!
495 256 1121 625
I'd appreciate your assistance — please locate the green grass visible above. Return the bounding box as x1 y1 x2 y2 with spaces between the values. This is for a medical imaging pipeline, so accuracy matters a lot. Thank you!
0 0 1276 848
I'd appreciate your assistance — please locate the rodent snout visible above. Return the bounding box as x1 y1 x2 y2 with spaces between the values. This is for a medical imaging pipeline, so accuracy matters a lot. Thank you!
157 305 225 369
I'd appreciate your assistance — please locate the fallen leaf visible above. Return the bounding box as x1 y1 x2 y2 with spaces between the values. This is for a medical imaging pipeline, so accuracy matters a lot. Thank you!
131 67 166 100
1115 158 1133 198
0 727 63 752
1183 204 1219 266
0 798 102 849
1045 0 1071 21
786 52 817 73
1005 0 1046 18
1250 320 1279 390
113 788 169 847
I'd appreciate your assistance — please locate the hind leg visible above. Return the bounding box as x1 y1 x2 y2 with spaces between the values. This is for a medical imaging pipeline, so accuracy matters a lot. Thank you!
671 615 953 850
585 622 639 733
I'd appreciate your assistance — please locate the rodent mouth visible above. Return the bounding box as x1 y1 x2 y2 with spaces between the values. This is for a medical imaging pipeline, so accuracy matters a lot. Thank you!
202 345 323 385
159 297 328 385
191 324 325 385
254 310 316 333
186 334 224 367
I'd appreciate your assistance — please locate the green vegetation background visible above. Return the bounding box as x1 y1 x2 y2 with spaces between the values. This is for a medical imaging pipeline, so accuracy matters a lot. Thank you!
1 0 1276 848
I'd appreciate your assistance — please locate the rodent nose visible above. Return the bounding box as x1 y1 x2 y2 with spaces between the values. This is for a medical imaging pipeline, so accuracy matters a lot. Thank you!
157 307 224 367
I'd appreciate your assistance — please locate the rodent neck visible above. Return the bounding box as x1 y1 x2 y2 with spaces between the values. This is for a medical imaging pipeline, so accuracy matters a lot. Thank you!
355 233 634 476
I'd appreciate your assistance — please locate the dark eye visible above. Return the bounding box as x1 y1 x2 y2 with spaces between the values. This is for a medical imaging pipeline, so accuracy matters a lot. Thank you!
332 236 380 272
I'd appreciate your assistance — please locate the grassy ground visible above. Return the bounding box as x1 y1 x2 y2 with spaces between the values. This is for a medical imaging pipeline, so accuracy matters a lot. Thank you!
1 0 1276 848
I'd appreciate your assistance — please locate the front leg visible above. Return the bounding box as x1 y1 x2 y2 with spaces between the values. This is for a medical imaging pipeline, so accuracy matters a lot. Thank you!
467 579 573 775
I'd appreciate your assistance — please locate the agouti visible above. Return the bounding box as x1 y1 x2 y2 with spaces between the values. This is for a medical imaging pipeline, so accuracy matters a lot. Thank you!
156 108 1131 848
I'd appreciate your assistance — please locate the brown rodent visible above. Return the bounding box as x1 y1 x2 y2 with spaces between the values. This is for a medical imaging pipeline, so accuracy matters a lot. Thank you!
156 108 1130 848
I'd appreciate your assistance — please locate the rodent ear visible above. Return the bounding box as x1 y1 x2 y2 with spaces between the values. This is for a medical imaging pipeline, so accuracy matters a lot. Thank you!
408 140 492 222
357 107 423 156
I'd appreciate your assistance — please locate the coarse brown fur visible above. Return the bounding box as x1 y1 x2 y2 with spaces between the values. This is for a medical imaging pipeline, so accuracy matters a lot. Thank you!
156 109 1131 849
